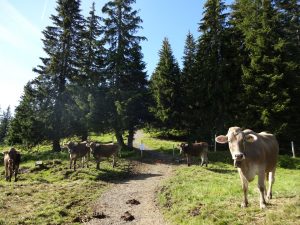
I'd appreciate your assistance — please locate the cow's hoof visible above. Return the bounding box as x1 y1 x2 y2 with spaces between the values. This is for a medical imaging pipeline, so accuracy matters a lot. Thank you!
241 202 248 208
260 203 266 209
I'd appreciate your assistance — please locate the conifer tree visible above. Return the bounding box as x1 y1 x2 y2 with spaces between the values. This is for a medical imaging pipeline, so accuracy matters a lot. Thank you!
0 106 12 144
32 0 85 151
69 2 107 141
196 0 230 139
102 0 147 147
6 83 46 147
235 0 291 137
275 0 300 141
181 32 200 139
150 38 181 129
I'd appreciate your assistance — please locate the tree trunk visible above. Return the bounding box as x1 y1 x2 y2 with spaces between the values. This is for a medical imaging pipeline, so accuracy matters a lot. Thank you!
115 129 125 148
52 138 61 152
127 128 134 149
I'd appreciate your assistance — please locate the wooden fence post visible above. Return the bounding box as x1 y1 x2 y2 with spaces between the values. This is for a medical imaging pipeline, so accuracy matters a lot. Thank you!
291 141 296 158
214 134 217 152
172 144 175 159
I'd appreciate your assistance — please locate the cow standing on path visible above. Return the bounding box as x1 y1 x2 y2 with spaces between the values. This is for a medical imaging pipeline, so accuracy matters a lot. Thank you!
3 148 21 182
179 142 209 167
215 127 279 209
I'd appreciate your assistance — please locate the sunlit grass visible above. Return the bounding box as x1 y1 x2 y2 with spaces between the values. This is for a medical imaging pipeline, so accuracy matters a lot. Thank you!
0 140 133 225
157 151 300 225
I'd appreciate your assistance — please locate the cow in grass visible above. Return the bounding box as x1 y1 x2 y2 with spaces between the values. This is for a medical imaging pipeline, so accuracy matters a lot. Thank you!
178 142 209 167
66 141 90 171
87 142 119 169
215 127 279 209
3 148 21 182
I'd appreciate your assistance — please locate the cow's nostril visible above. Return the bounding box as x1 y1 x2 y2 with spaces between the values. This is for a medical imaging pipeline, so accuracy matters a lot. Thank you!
235 153 244 159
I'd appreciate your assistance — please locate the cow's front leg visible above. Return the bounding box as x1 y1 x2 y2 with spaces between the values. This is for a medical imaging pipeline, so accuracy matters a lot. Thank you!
112 155 116 168
239 171 249 207
74 159 77 171
258 171 267 209
69 158 73 170
86 153 90 168
5 165 8 181
14 166 19 182
187 155 190 166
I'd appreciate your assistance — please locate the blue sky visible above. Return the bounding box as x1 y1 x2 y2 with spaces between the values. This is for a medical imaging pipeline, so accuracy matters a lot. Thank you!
0 0 230 111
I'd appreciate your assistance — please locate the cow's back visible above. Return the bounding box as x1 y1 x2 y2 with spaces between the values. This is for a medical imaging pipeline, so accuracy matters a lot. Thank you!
244 130 278 171
258 132 279 171
93 144 119 157
185 142 208 157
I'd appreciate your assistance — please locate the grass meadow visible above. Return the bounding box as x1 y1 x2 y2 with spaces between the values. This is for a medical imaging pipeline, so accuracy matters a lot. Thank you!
0 134 135 225
0 131 299 225
136 131 300 225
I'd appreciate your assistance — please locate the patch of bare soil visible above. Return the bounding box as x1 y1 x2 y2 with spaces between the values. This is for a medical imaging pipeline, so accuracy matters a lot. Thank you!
85 130 175 225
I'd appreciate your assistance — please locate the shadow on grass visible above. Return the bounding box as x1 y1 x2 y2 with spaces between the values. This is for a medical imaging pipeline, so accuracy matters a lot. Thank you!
206 168 236 174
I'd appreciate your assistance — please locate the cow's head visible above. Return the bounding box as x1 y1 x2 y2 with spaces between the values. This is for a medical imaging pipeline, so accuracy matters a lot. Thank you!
178 143 188 155
215 127 257 168
87 142 97 153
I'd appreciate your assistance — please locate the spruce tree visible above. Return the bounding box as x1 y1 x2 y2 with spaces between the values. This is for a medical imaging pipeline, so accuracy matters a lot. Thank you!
0 106 12 144
32 0 85 151
275 0 300 141
150 38 181 129
181 32 200 139
196 0 229 139
68 2 107 141
6 82 46 147
236 0 291 138
102 0 147 147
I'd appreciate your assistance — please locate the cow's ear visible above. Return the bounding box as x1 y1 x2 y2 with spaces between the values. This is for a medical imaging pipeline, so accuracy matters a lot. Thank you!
245 134 257 143
215 135 228 144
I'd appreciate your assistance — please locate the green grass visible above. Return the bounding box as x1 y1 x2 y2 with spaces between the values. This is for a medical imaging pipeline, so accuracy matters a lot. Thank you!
135 131 182 155
138 132 300 225
0 140 134 225
158 152 300 225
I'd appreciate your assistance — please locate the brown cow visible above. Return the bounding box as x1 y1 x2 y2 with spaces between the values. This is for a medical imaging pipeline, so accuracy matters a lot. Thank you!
87 142 119 169
66 141 90 171
215 127 279 209
3 147 21 182
178 142 209 167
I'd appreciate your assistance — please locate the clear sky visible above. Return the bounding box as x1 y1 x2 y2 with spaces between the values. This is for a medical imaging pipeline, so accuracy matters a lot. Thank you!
0 0 229 112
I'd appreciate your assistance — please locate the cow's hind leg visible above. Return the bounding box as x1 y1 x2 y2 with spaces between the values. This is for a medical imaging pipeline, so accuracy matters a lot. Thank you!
267 170 275 200
187 155 190 166
14 165 19 182
200 156 204 166
112 155 116 168
258 171 267 209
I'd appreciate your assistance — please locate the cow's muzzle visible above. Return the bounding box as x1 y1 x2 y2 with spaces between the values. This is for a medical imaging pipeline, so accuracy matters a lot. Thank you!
233 153 245 168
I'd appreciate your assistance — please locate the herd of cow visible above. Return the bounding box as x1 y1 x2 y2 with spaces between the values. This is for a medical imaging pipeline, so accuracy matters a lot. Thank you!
2 126 279 209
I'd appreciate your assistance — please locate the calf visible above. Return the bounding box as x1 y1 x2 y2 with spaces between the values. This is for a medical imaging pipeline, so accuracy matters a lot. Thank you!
3 148 21 182
87 142 119 169
215 127 279 209
66 141 90 171
179 142 209 167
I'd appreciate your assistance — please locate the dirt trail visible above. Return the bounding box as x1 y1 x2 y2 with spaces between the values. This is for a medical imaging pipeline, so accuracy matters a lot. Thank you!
85 130 175 225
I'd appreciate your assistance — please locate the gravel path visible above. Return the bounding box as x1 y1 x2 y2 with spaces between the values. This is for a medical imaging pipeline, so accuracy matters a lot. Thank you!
85 130 175 225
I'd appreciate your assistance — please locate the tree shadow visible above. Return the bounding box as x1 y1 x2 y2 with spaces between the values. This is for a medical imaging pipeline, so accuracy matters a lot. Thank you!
94 167 162 183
